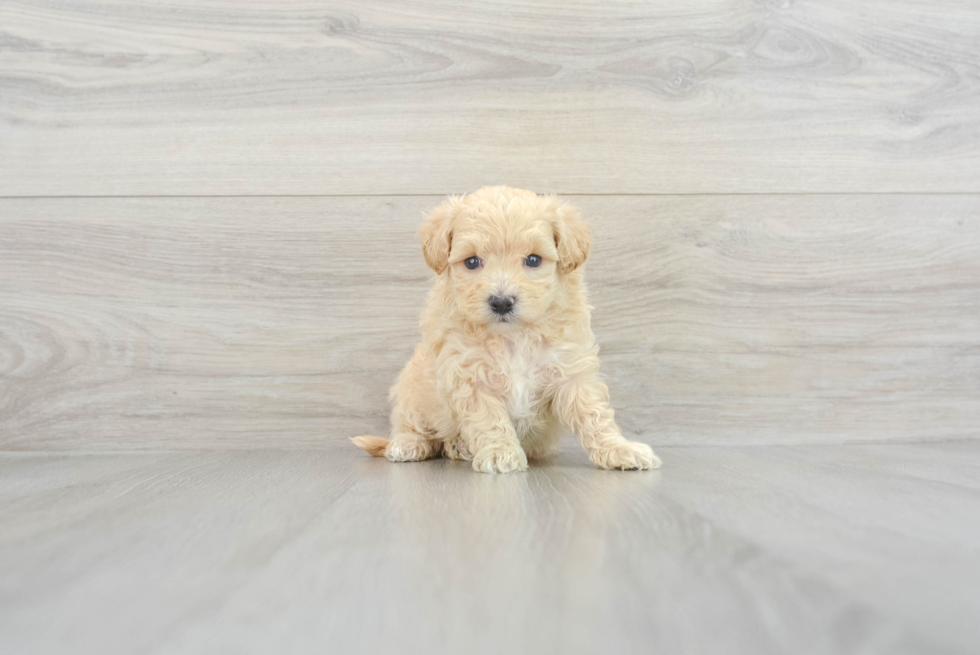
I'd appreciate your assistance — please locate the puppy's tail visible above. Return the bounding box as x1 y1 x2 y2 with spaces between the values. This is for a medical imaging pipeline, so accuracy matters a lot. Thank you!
350 435 389 457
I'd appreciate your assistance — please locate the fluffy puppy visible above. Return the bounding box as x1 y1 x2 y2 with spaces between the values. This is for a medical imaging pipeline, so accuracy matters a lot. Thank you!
352 186 661 473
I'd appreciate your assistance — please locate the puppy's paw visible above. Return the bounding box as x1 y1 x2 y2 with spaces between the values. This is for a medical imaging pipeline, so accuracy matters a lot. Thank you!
590 441 661 471
385 434 436 462
442 434 473 461
472 444 528 474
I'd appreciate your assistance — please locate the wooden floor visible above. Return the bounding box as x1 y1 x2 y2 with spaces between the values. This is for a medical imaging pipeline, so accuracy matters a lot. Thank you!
2 441 979 654
3 0 980 652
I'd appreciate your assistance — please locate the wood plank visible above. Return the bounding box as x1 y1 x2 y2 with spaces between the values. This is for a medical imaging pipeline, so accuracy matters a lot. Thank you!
2 0 979 195
1 444 977 654
1 195 977 449
0 450 359 655
656 442 980 650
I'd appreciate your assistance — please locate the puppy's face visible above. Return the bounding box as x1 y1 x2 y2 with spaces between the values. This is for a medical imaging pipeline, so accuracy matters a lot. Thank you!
419 187 591 328
448 212 560 327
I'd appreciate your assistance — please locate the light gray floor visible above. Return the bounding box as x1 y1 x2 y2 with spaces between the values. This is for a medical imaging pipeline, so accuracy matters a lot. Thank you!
2 441 978 654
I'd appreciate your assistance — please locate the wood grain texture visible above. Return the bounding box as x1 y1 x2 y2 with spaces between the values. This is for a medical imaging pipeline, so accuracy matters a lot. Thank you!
2 195 978 449
1 443 978 654
2 0 979 195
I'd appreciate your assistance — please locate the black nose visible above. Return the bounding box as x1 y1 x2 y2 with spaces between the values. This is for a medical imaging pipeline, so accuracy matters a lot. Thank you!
488 295 515 315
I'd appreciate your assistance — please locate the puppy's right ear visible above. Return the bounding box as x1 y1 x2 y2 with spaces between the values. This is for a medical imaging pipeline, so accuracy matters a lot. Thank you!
419 199 457 273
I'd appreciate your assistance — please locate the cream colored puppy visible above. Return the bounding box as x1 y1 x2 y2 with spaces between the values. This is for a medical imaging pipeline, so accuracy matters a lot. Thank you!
352 186 660 473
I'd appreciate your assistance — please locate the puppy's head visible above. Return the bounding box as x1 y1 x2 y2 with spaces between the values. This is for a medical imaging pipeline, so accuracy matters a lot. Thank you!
419 186 590 328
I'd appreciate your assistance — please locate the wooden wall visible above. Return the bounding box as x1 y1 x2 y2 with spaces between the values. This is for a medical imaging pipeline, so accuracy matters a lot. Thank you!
1 0 978 449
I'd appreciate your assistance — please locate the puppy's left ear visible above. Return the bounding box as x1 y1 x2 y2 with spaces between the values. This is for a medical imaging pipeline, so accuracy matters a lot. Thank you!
419 198 457 274
552 204 591 273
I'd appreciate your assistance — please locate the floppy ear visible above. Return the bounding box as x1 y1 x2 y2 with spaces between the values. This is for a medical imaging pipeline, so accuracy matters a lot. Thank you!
553 204 591 273
419 199 457 273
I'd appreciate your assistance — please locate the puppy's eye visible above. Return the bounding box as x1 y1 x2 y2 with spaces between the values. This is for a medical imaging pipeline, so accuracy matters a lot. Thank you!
524 254 542 268
464 256 482 270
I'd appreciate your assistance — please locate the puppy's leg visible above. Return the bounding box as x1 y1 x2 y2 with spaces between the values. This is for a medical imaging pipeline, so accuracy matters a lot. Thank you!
385 431 440 462
552 375 661 471
381 344 442 463
441 432 472 461
521 416 564 461
457 393 527 474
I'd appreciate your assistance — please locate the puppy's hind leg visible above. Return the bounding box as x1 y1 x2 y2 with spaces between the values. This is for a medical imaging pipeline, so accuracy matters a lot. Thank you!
364 343 442 463
521 416 564 461
351 431 440 462
385 431 441 462
441 432 472 461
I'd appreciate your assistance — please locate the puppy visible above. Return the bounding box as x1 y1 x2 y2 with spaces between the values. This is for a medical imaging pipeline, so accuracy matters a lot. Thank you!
352 186 661 473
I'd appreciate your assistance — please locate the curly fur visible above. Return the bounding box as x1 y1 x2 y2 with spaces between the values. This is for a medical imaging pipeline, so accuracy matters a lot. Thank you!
352 186 661 473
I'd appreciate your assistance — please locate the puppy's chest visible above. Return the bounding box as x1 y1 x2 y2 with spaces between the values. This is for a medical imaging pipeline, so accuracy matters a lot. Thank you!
493 338 552 421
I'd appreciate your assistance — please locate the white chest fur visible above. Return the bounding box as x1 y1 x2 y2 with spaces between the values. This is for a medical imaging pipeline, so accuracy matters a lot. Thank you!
496 334 552 433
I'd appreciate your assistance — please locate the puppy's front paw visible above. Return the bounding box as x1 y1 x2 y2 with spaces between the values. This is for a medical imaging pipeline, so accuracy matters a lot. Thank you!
472 444 528 474
591 441 661 471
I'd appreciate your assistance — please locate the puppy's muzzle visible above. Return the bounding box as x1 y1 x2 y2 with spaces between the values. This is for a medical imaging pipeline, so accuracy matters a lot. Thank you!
488 295 516 316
